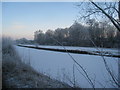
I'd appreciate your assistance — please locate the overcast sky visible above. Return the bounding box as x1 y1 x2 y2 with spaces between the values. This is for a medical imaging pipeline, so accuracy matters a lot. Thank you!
2 2 79 40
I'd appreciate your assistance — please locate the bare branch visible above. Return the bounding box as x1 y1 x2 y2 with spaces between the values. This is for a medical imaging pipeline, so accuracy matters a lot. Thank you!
90 0 120 32
88 36 120 88
50 36 95 88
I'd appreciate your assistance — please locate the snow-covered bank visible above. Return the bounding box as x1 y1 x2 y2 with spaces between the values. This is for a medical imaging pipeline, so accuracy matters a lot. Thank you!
2 40 70 88
18 44 120 56
15 45 119 88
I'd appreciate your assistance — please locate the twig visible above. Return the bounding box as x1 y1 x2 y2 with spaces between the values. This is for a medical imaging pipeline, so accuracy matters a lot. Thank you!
73 63 76 87
89 0 120 32
88 35 120 88
50 36 95 89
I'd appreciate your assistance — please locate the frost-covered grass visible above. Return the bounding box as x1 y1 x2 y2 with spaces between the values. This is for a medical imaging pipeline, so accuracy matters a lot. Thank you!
15 45 119 88
2 38 71 88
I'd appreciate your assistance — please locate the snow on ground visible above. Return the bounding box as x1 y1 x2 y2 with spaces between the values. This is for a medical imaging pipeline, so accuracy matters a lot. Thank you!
19 44 119 56
15 45 119 88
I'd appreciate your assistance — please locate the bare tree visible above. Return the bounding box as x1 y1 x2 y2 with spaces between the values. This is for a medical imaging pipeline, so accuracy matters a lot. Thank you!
77 1 120 32
77 0 120 88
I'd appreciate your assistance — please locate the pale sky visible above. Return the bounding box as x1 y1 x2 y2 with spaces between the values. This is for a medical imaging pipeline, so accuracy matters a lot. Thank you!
0 2 2 39
2 2 80 40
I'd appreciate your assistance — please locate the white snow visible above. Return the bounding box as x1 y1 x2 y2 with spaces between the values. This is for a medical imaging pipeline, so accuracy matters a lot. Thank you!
19 44 119 56
15 45 119 88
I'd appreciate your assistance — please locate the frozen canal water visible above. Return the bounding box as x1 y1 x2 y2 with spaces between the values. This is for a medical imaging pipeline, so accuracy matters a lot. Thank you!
15 45 119 88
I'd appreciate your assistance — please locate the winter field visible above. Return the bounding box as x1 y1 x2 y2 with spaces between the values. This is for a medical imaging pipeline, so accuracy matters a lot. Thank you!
15 45 119 88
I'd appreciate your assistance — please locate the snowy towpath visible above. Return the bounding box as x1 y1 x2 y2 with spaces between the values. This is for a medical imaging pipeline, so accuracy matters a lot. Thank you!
15 45 119 88
18 44 120 57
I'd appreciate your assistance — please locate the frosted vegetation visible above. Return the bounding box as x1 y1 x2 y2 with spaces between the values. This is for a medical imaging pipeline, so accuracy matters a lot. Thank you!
2 37 71 88
33 20 120 48
16 20 120 49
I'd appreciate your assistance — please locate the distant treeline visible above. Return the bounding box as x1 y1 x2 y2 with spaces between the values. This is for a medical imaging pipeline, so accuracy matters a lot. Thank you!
16 19 120 48
34 19 120 48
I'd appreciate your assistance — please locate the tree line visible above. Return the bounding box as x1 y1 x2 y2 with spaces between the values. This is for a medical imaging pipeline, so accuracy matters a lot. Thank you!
16 19 120 48
34 19 120 48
